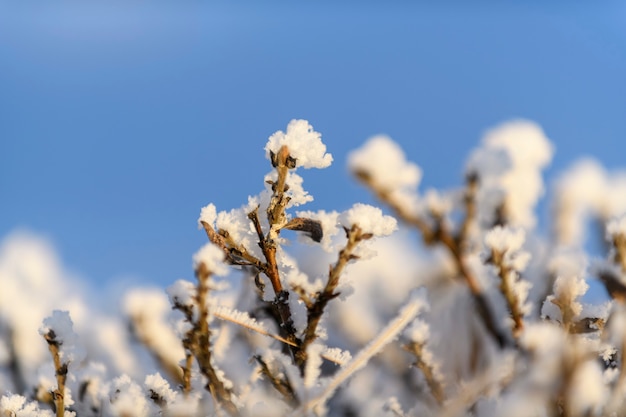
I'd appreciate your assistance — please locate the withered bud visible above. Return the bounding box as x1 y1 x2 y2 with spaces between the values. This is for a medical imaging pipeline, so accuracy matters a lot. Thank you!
269 150 278 168
465 170 479 185
282 217 323 243
598 270 626 303
286 155 297 169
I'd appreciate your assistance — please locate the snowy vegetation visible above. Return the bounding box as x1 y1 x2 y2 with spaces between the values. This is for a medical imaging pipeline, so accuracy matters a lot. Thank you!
3 119 626 416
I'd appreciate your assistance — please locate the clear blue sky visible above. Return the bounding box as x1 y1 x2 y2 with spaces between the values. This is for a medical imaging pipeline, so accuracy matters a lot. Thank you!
1 2 625 289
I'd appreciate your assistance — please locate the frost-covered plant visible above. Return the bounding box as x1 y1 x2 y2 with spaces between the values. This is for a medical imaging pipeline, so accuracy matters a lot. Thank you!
4 119 626 416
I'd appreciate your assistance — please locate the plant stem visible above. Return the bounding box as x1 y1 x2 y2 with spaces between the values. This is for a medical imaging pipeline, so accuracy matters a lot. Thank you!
42 330 67 417
296 224 365 369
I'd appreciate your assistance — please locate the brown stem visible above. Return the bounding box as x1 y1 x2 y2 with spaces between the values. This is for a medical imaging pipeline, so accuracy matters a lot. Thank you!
613 233 626 274
404 341 445 405
192 263 239 416
42 330 67 417
459 173 478 244
182 353 193 395
247 208 299 346
489 250 525 338
296 225 366 368
201 221 265 270
254 355 299 407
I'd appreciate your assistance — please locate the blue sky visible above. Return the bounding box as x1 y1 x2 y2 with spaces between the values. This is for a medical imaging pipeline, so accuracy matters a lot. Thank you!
1 2 625 291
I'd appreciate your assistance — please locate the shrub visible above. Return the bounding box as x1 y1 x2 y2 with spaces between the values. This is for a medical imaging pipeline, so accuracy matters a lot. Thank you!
2 119 626 416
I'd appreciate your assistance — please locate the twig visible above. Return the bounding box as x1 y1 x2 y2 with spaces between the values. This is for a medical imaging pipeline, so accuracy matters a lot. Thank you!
191 262 239 416
42 330 67 417
200 221 265 270
458 173 478 244
612 231 626 274
403 341 445 405
296 224 369 369
254 355 299 407
247 207 284 295
487 249 525 338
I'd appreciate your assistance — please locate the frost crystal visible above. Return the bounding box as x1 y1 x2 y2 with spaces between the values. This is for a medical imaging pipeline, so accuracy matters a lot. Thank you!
348 135 422 192
339 203 397 237
166 279 197 308
404 319 430 345
467 119 553 228
423 188 453 216
265 170 312 207
553 159 626 245
192 243 229 275
303 342 325 388
198 203 217 229
265 119 333 169
323 347 352 366
484 225 525 254
544 273 589 321
144 373 177 404
0 394 53 417
606 214 626 239
39 310 84 363
107 374 155 417
214 202 259 251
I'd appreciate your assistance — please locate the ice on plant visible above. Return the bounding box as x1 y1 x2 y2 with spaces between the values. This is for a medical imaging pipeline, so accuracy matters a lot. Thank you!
264 170 313 207
286 268 325 296
167 279 197 309
39 310 85 364
106 374 156 417
347 136 422 215
192 243 229 275
466 119 553 229
552 274 589 317
422 188 453 216
265 119 333 169
198 202 217 229
145 373 177 404
404 318 430 345
484 225 525 254
606 214 626 240
348 135 422 192
339 203 397 237
303 342 325 388
553 159 626 245
484 225 532 273
0 394 54 417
